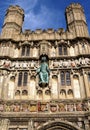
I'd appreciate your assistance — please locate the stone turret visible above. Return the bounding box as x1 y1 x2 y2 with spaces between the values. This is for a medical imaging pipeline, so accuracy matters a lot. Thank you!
1 5 24 38
65 3 89 37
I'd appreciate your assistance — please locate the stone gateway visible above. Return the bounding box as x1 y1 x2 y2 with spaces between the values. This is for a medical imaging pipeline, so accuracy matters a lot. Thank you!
0 2 90 130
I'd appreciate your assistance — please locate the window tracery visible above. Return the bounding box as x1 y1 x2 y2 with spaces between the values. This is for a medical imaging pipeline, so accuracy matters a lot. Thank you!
18 72 28 87
60 71 71 86
58 45 67 55
21 46 30 56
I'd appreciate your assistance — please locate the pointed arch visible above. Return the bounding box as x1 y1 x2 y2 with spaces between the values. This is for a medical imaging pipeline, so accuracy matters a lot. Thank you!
37 120 82 130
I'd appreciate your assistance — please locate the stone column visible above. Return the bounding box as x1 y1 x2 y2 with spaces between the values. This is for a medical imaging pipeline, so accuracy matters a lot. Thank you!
2 71 9 100
58 72 60 99
83 71 90 97
55 42 58 57
84 120 90 130
79 73 85 98
1 119 10 130
28 120 34 130
30 47 33 57
0 74 4 99
74 43 79 55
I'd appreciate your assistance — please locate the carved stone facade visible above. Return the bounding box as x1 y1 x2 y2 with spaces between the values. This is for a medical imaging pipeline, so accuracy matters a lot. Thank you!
0 3 90 130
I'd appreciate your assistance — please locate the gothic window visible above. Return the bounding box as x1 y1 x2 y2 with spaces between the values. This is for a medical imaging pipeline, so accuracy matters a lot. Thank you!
66 72 71 86
61 72 65 86
60 71 71 86
26 46 30 56
88 73 90 82
23 72 28 86
21 46 25 56
21 46 30 56
18 72 28 86
63 46 67 55
59 46 67 55
59 46 62 55
18 72 22 86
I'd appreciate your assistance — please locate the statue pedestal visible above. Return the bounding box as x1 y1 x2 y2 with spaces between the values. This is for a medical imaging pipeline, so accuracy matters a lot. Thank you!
39 82 48 88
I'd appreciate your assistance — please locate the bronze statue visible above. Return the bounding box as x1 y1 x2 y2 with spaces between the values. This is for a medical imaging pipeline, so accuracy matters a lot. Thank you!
36 56 50 87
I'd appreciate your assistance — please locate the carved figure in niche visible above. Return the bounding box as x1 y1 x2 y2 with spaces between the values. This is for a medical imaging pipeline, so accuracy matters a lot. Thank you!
22 61 27 69
63 59 68 67
53 60 59 68
36 56 50 87
80 57 86 65
4 59 11 68
75 59 80 67
76 103 82 111
85 58 90 65
59 60 63 68
15 61 20 69
83 102 89 111
30 60 36 68
0 60 5 67
71 59 76 67
11 62 15 69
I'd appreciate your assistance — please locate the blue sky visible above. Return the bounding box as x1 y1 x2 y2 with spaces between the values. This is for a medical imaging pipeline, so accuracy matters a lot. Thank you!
0 0 90 34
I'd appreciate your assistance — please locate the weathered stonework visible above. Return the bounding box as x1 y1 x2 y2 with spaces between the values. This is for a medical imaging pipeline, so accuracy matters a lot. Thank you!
0 3 90 130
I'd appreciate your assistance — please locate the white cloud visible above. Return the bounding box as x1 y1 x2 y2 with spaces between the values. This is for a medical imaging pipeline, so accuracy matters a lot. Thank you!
0 0 65 32
23 5 64 30
14 0 38 12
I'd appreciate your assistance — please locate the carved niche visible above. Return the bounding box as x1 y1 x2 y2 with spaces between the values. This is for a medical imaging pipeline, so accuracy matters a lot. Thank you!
40 40 50 56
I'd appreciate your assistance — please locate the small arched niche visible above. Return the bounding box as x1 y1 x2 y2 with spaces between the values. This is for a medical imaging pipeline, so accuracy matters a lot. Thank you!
67 89 73 99
22 90 28 99
37 89 43 100
60 89 66 99
44 89 51 100
15 90 20 99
